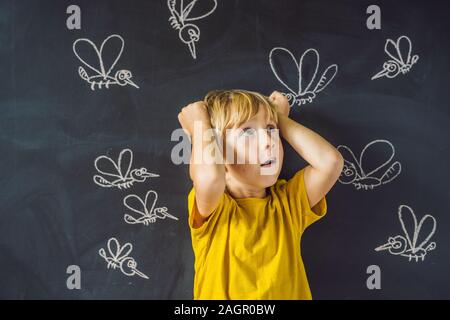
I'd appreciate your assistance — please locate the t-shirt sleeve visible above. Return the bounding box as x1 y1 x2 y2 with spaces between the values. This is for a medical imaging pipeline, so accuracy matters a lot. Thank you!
285 167 327 234
187 187 229 238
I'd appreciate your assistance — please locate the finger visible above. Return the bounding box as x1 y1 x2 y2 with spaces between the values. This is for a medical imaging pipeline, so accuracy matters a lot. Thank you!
271 90 280 96
178 117 190 134
270 92 281 102
177 113 185 127
179 125 191 140
182 128 191 137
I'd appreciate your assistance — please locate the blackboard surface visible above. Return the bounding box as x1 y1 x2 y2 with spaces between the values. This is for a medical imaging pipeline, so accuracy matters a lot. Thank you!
1 0 449 299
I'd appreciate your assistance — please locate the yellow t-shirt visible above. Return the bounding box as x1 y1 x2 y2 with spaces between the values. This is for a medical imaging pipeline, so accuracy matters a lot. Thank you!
187 167 327 300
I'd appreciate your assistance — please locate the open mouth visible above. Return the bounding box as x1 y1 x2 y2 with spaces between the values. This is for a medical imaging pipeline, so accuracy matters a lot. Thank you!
260 157 277 167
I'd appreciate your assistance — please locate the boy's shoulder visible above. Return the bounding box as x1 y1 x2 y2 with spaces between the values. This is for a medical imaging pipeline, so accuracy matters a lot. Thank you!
272 169 305 191
188 169 305 202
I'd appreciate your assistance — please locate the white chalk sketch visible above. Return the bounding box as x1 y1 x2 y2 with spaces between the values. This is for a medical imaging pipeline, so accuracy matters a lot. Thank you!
167 0 218 59
338 139 401 190
269 47 338 107
99 237 149 279
371 35 419 80
375 205 436 262
73 34 139 90
93 148 159 189
123 190 178 226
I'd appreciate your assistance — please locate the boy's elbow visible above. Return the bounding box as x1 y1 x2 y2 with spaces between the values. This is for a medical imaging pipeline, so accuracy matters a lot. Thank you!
327 151 344 177
192 170 226 194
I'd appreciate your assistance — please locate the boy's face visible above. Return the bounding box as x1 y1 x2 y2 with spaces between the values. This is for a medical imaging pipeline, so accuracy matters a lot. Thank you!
224 105 283 190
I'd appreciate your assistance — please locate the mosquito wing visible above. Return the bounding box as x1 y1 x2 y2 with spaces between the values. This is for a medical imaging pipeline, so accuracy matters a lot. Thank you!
414 214 437 253
73 38 103 76
95 155 122 179
107 238 133 261
313 64 338 93
299 48 320 94
269 47 300 97
123 194 148 217
337 145 364 179
183 0 218 22
398 205 417 251
384 37 406 66
396 36 414 66
117 149 133 179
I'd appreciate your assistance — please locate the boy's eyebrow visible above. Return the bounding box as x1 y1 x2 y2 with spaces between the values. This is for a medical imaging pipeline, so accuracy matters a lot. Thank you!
238 116 257 127
238 116 277 128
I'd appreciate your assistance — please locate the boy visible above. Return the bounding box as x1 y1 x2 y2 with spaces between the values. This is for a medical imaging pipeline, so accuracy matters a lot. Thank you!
178 89 344 299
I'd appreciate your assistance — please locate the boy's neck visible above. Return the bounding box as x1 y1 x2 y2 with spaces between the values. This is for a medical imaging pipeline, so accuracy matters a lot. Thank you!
226 184 267 199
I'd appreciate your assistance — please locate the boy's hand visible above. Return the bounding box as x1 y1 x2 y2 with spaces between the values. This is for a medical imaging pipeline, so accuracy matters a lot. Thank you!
178 101 211 137
269 91 290 117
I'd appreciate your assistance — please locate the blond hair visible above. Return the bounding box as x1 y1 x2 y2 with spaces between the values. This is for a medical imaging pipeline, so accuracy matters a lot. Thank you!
203 89 278 139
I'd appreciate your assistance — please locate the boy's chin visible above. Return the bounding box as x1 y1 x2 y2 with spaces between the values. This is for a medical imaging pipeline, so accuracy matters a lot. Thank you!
257 171 280 187
258 166 281 177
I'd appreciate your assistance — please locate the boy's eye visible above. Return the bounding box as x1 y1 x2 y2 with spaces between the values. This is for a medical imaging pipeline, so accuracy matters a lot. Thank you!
241 127 256 137
267 125 277 134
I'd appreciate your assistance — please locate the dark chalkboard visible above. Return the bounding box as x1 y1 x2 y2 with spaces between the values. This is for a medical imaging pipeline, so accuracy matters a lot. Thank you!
1 0 449 299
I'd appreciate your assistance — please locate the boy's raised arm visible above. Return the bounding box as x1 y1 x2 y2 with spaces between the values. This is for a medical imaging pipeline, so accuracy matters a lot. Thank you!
178 101 226 219
269 91 344 208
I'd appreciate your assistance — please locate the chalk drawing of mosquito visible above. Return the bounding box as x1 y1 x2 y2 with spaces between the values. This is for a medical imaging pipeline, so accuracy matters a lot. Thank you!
123 190 178 226
269 47 337 107
338 139 401 190
73 34 139 90
371 35 419 80
99 237 149 279
375 205 436 262
167 0 218 59
93 149 159 190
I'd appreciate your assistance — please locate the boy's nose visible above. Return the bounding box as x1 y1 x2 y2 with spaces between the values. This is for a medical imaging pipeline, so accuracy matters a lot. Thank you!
260 129 275 150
